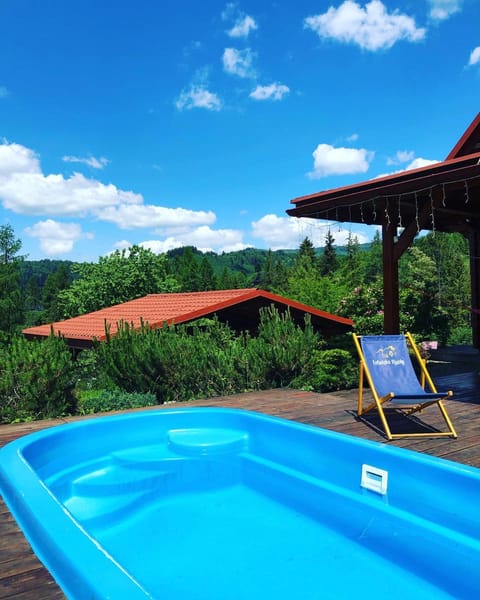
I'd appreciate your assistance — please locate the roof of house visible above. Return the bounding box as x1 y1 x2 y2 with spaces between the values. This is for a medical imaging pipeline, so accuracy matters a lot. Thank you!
23 288 353 349
287 112 480 235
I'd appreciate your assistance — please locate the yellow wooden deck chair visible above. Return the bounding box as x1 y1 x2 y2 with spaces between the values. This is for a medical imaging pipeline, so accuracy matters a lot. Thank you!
353 332 457 440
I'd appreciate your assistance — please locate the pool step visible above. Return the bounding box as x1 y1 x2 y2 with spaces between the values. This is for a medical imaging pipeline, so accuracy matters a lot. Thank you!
112 445 183 469
64 487 163 531
167 427 249 456
72 464 171 497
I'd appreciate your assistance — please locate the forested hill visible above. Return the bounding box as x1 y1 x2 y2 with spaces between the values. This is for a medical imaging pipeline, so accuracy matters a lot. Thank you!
11 231 472 347
19 243 371 289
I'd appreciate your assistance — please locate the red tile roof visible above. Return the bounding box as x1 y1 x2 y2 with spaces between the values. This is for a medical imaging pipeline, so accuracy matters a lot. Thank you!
23 289 353 349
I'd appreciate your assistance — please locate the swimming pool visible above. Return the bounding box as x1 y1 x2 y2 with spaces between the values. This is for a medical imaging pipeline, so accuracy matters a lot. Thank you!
1 407 479 599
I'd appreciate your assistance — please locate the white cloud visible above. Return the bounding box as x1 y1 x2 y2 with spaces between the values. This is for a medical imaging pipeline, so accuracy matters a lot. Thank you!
222 3 258 38
307 143 374 178
250 83 290 101
0 86 9 98
62 155 110 169
0 140 141 216
405 157 439 170
228 15 258 38
468 46 480 67
113 239 132 251
0 140 219 244
222 47 256 78
175 85 222 111
387 149 415 165
0 141 41 175
138 225 249 254
251 213 370 249
376 156 439 178
24 219 92 256
97 204 216 230
346 133 359 142
0 171 141 216
304 1 426 51
428 0 462 21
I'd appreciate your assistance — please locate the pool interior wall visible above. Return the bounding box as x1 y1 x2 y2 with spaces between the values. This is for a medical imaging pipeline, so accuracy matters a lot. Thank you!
1 407 480 599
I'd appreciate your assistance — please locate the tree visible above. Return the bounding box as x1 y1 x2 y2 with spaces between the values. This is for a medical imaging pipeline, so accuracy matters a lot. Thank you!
172 246 201 291
57 245 180 317
399 246 445 340
338 231 363 290
41 263 72 322
364 229 383 283
319 229 338 276
295 237 318 271
0 224 23 264
0 225 24 338
260 250 289 292
198 257 217 291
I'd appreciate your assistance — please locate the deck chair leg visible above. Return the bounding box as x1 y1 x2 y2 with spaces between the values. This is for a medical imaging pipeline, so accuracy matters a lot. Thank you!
376 403 394 441
358 362 364 415
437 400 458 438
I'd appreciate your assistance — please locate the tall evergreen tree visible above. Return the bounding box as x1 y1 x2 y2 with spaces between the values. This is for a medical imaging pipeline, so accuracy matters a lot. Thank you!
295 237 318 270
173 247 202 291
339 231 363 289
198 257 217 291
0 225 24 338
319 229 338 276
364 229 383 283
42 263 73 322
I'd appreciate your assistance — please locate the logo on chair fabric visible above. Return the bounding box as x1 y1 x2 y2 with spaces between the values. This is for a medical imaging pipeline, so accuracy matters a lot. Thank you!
372 344 405 367
376 345 396 359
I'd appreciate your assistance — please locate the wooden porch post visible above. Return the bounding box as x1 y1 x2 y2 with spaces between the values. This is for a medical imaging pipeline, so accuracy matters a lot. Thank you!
468 228 480 348
382 216 399 334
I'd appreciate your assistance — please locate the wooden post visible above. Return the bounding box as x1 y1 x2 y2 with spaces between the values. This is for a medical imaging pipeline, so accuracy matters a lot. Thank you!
382 213 399 334
469 228 480 348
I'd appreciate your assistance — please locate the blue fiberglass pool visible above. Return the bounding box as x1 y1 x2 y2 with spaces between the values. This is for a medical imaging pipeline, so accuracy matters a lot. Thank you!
1 408 480 599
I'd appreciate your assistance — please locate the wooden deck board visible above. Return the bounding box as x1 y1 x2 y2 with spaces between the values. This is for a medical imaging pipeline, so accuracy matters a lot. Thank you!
1 369 480 598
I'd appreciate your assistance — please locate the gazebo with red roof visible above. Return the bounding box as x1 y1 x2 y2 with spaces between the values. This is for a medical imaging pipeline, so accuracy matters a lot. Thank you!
287 113 480 346
23 288 353 350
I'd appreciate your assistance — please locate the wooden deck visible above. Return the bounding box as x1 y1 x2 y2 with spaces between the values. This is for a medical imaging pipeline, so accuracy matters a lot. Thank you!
1 353 480 598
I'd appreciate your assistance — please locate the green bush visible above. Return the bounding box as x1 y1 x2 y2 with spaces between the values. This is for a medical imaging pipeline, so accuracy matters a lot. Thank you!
291 348 357 392
77 389 157 415
448 326 473 346
0 334 75 423
94 307 327 402
246 306 323 388
95 318 258 403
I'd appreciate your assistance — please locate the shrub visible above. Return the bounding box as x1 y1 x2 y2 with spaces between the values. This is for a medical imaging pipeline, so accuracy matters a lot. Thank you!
0 334 75 423
247 306 323 388
77 389 157 415
95 318 255 403
448 326 473 346
291 348 357 392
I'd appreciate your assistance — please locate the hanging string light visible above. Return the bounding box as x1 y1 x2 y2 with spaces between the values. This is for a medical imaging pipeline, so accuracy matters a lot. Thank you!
430 187 436 237
384 198 391 228
372 199 377 221
442 183 446 207
415 191 420 232
398 195 402 229
360 201 365 223
465 179 470 204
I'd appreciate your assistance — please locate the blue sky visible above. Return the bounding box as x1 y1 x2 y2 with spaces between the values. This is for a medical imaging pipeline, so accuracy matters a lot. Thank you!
0 0 479 261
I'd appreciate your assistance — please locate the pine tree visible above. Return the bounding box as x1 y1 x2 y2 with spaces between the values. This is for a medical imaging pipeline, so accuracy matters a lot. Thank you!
319 229 338 276
364 229 383 283
0 225 24 338
198 257 217 291
295 237 318 270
